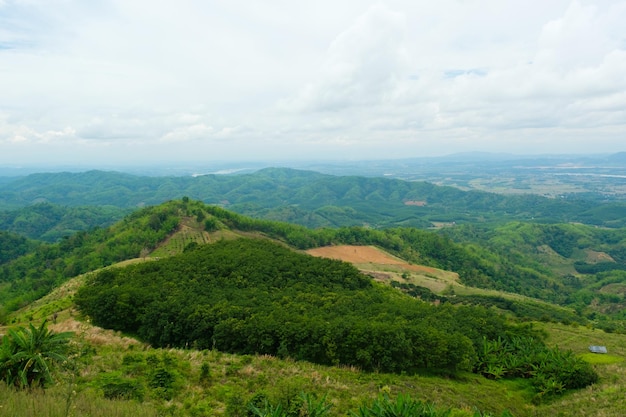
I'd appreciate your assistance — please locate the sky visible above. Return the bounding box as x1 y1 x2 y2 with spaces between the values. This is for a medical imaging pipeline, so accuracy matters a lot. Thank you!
1 0 625 166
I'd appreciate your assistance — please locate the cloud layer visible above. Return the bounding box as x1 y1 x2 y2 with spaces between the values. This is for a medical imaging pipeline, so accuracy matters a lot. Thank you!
1 0 625 165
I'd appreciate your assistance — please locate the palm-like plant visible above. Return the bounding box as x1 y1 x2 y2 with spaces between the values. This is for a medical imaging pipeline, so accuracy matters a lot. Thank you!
247 398 286 417
300 392 332 417
351 394 450 417
0 320 73 389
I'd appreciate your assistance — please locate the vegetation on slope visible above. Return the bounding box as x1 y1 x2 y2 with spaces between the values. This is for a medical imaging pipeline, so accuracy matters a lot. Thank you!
0 196 619 415
0 231 38 265
0 202 180 315
1 199 605 326
202 205 568 303
440 222 626 331
75 237 597 397
4 196 624 336
2 168 625 228
0 320 72 389
0 202 129 242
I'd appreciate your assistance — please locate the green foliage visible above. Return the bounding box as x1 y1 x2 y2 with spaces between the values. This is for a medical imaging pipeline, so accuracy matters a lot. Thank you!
0 202 129 242
199 361 211 385
474 335 598 400
0 201 182 314
203 206 567 304
92 350 190 403
248 398 287 417
245 392 332 417
446 294 585 325
0 231 38 265
0 320 73 389
204 216 219 232
75 237 512 374
96 372 146 401
2 168 624 229
351 394 448 417
299 392 333 417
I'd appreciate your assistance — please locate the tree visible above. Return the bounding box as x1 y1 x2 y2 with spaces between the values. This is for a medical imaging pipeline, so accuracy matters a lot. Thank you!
0 320 73 389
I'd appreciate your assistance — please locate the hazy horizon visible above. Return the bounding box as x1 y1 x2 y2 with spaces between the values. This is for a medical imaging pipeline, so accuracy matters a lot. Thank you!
2 1 625 165
1 150 625 178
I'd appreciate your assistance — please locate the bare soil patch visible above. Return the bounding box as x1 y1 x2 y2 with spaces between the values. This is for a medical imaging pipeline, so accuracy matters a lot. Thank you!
585 249 615 263
307 245 444 275
306 245 466 296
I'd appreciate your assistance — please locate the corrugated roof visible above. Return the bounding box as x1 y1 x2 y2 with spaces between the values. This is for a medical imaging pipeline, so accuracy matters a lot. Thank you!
589 345 608 354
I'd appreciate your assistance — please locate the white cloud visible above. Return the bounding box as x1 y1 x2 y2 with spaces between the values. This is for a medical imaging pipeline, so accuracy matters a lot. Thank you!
0 0 625 165
160 124 215 143
288 4 408 112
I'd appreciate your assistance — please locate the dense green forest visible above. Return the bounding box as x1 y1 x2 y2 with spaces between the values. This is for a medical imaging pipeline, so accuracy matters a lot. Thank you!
0 203 180 313
0 231 38 265
74 237 597 396
0 202 129 242
2 168 625 231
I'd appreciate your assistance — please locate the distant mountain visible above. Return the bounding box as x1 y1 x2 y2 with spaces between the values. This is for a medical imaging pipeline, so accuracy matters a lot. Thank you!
1 168 625 232
607 152 626 163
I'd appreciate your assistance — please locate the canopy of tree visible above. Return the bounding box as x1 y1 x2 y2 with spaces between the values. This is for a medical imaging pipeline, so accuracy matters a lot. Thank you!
75 237 597 394
0 202 129 242
0 203 181 313
0 231 38 265
76 238 509 373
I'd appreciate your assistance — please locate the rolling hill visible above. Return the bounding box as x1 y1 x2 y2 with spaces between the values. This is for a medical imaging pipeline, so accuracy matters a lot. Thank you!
3 198 626 416
2 168 626 236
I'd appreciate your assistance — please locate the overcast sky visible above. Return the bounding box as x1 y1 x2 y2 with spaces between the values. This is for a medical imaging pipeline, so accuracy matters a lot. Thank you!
1 0 625 166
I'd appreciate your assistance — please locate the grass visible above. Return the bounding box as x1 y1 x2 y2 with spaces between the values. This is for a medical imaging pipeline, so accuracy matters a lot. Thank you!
0 384 161 417
1 341 532 416
7 302 626 417
149 217 213 258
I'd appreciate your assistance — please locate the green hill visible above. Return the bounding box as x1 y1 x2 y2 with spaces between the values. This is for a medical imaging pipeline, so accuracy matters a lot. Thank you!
2 168 625 234
0 199 624 330
3 198 626 416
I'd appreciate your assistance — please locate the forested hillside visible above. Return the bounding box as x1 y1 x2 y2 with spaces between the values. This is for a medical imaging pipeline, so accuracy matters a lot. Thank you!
1 168 625 233
0 202 129 242
0 197 619 415
3 198 624 332
0 203 180 313
0 231 38 265
75 237 598 398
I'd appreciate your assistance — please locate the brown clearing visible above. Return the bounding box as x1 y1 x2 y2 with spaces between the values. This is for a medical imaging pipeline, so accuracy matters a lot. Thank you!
306 245 443 275
585 249 615 263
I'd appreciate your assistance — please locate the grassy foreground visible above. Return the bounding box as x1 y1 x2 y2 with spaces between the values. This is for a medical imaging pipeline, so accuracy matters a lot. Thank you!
2 312 626 416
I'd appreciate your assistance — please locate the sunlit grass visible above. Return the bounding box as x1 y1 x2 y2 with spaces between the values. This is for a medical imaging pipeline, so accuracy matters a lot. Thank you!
4 316 626 416
580 353 623 365
0 384 160 417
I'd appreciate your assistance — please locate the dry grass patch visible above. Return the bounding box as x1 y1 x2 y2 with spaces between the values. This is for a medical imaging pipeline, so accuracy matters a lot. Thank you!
50 317 144 350
307 245 460 293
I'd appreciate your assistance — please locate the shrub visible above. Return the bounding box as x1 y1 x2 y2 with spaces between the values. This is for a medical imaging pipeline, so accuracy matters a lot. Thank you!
97 372 145 401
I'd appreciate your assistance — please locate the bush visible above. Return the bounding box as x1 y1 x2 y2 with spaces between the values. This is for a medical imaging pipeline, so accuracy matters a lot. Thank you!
97 372 145 401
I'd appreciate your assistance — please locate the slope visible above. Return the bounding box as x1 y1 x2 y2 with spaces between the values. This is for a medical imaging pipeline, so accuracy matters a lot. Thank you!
1 199 619 416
